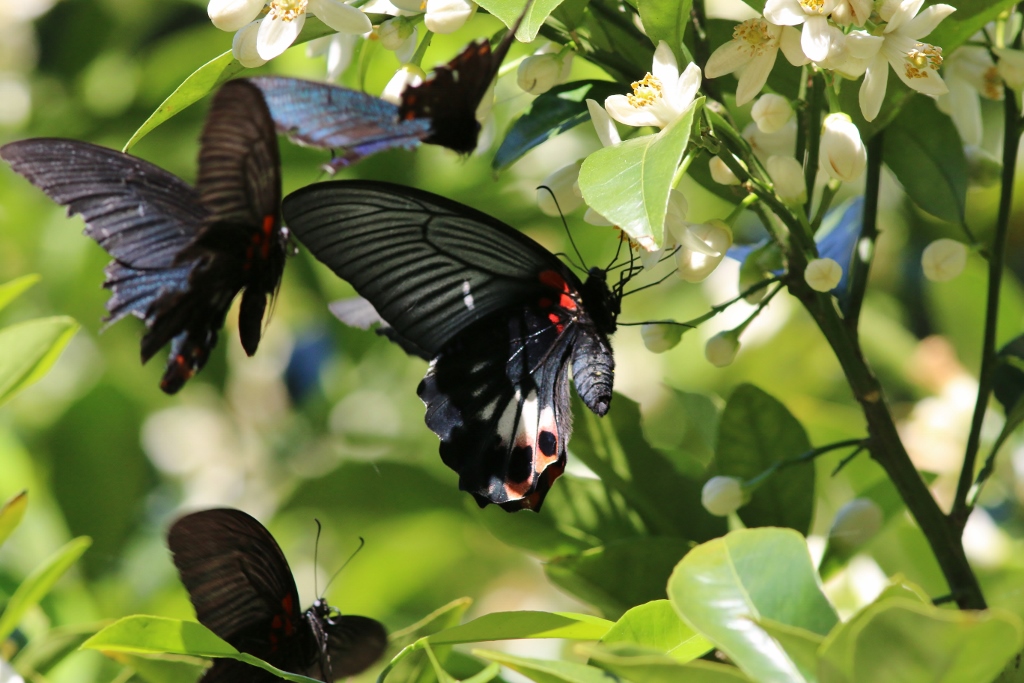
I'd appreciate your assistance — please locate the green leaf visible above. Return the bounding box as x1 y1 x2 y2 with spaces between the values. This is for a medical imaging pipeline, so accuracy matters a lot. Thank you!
994 334 1024 415
668 528 838 683
475 0 568 42
380 598 473 683
493 80 622 170
638 0 693 64
11 622 105 677
0 274 40 314
883 97 967 224
578 100 698 249
123 19 335 151
548 537 693 619
426 611 612 644
473 648 618 683
103 652 207 683
755 618 824 683
586 644 755 682
0 489 27 549
0 316 79 406
927 0 1019 53
81 616 321 683
715 384 814 533
0 536 92 642
600 600 713 663
818 599 1023 683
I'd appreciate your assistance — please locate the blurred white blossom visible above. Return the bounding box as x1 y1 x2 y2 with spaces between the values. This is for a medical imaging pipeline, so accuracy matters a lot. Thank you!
921 238 967 282
702 476 745 515
641 322 685 353
767 155 806 204
751 93 793 133
805 257 842 292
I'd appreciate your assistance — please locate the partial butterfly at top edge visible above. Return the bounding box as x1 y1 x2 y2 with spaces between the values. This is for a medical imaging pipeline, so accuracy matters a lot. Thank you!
248 3 529 171
0 80 287 393
281 180 628 512
168 508 388 683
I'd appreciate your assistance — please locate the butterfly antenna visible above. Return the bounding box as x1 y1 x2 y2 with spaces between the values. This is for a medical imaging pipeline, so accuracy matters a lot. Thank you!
623 267 678 296
537 185 587 272
321 536 367 598
313 518 323 597
604 232 627 272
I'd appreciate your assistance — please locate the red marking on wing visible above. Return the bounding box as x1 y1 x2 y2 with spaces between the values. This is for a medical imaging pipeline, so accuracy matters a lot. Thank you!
261 214 275 259
538 269 568 292
558 292 577 312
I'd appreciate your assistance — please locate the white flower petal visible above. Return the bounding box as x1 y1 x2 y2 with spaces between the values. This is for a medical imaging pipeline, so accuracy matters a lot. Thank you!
584 207 613 226
903 3 955 40
764 0 807 26
859 53 889 121
672 61 703 111
208 0 265 32
651 40 680 86
257 12 305 60
587 99 620 147
381 64 425 104
424 0 476 34
801 15 832 62
537 160 584 216
779 25 809 65
310 0 372 33
666 188 688 223
233 19 268 67
705 40 752 78
604 94 664 128
884 0 925 33
736 52 776 105
945 77 982 146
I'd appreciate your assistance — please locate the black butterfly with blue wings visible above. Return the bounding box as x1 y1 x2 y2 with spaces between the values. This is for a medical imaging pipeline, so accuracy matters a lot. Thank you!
0 80 287 393
282 180 625 511
249 7 526 170
169 508 387 683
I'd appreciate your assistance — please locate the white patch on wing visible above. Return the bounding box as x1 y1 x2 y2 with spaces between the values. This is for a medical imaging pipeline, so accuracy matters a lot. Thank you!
462 280 475 310
496 388 521 445
514 390 539 449
479 397 499 421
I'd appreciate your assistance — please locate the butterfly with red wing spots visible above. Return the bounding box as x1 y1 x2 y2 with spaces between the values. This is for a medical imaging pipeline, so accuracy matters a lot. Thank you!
281 180 625 511
168 508 387 683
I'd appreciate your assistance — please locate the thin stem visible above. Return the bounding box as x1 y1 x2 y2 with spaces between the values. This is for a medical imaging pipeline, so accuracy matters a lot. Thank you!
746 438 868 489
951 84 1022 529
845 130 884 332
804 71 824 218
409 30 434 67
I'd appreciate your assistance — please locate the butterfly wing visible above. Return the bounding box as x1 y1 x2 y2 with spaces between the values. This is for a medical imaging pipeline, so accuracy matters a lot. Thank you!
282 180 565 356
248 76 432 170
168 509 314 677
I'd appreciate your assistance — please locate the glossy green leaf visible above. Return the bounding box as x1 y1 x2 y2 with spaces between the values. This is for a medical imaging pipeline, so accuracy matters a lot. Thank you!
994 335 1024 415
547 537 693 619
81 616 320 683
716 384 814 533
0 536 92 642
600 599 712 662
0 316 79 406
578 100 697 249
818 599 1023 683
104 652 207 683
473 648 617 683
883 97 967 224
586 644 754 682
669 528 838 683
380 598 473 683
123 19 335 151
755 618 823 683
475 0 567 42
493 80 622 170
11 622 105 677
0 274 39 314
638 0 692 64
927 0 1019 53
0 489 27 549
426 611 612 644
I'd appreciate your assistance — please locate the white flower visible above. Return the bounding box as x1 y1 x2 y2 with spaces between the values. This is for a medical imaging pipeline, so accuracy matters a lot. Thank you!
209 0 264 31
921 238 967 282
381 64 424 105
518 50 573 95
744 118 797 161
254 0 372 62
805 257 843 291
305 31 360 80
232 19 267 68
709 156 741 185
705 330 741 367
537 160 584 216
828 498 884 550
819 113 866 182
641 322 684 353
702 476 746 516
605 41 702 128
378 16 418 63
705 18 807 106
996 48 1024 91
831 0 871 26
763 0 839 63
767 155 806 204
677 219 732 282
424 0 476 34
582 99 620 228
936 47 1001 146
751 93 794 133
857 0 955 122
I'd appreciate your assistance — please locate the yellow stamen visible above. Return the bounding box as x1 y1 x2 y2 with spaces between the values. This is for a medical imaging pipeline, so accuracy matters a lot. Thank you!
799 0 826 14
904 43 943 79
733 18 776 57
269 0 307 21
627 73 663 108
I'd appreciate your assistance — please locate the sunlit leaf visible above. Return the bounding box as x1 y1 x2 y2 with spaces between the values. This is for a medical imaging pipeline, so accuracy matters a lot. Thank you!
755 618 823 683
927 0 1019 53
638 0 692 65
0 274 40 314
473 648 616 683
585 644 754 682
104 652 207 683
427 611 612 644
0 490 27 549
600 600 713 662
0 316 79 407
0 536 92 642
475 0 567 42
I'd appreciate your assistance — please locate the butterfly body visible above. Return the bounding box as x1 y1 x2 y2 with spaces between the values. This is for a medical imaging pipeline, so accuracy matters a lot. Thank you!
168 508 387 683
0 80 285 392
282 181 620 510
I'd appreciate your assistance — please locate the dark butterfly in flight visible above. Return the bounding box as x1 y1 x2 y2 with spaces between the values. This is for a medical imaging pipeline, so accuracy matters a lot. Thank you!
168 508 387 683
0 80 286 393
282 180 623 511
249 5 527 170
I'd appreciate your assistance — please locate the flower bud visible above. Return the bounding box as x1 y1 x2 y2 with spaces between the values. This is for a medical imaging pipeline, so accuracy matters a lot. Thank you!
705 330 741 367
819 113 866 182
921 238 968 282
208 0 264 32
964 145 1002 188
378 16 415 52
751 93 793 134
766 155 806 205
828 498 883 551
641 322 684 353
709 156 740 185
676 220 733 283
537 160 584 216
424 0 476 34
517 52 571 95
804 257 843 292
381 64 425 105
232 20 268 69
701 476 746 516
